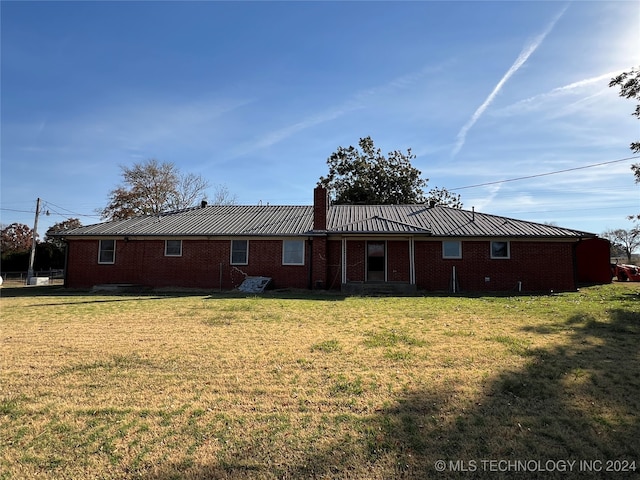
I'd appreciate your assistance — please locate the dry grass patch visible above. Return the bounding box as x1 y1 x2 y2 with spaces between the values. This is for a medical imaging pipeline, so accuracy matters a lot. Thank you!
1 284 639 479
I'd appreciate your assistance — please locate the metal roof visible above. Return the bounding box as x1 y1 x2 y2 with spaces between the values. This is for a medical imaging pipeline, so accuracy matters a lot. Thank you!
328 205 431 233
59 205 314 237
57 204 595 239
328 205 593 237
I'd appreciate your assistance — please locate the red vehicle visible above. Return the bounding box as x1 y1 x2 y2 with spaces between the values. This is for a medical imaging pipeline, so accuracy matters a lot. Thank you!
612 263 640 282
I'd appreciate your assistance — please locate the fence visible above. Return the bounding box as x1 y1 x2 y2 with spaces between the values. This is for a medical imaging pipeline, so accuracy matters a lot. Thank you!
1 270 65 282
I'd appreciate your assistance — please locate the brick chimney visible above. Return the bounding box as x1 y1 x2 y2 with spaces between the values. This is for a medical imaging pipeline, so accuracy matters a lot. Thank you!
313 186 328 231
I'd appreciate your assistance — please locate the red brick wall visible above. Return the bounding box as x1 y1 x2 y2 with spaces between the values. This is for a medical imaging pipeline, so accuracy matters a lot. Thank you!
345 240 366 282
387 240 410 282
414 240 577 292
310 237 327 289
66 237 578 292
326 240 343 290
576 238 611 284
65 239 310 290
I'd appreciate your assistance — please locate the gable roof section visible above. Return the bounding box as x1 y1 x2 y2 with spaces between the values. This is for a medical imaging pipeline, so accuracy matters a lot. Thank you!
328 205 431 233
58 204 595 239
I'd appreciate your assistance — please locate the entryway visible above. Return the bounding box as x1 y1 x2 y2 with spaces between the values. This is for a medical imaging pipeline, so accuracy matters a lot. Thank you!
367 241 385 282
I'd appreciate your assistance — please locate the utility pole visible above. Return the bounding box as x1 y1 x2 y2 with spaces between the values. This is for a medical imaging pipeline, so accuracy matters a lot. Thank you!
26 197 41 284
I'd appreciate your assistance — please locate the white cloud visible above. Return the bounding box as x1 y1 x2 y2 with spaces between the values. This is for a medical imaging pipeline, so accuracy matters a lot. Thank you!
465 184 502 211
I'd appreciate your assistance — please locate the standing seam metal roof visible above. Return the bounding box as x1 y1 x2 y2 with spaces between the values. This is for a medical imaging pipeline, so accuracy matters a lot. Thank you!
57 204 595 238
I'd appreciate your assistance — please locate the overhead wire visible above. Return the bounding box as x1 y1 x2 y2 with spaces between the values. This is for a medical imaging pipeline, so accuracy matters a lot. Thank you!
2 155 638 223
449 155 639 191
41 200 102 219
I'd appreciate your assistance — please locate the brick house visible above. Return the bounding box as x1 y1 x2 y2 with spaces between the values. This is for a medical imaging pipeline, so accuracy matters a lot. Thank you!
56 186 609 293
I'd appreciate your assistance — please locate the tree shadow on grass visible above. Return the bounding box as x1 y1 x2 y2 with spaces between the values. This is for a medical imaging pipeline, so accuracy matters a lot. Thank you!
136 299 639 479
362 306 640 479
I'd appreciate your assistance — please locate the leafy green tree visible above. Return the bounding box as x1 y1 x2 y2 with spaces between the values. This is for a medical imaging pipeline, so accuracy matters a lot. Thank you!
318 137 461 207
426 187 463 209
609 67 640 183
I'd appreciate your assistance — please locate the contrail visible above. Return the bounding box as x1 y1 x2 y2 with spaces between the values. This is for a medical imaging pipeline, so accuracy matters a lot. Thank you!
452 5 569 156
246 63 447 152
505 70 624 111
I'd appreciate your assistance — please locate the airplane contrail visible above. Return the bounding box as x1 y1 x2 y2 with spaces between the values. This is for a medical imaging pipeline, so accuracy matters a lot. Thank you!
452 5 569 156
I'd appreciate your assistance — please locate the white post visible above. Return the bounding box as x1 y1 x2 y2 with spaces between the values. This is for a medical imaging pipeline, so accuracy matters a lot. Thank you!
452 265 457 293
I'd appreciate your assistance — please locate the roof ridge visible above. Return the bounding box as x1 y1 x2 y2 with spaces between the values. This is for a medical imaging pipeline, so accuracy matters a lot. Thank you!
330 214 430 233
370 215 430 232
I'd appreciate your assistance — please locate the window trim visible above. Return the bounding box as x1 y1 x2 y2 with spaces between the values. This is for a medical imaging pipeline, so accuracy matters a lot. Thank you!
230 239 249 265
98 239 116 264
442 240 462 259
491 241 510 259
282 239 305 266
165 239 182 257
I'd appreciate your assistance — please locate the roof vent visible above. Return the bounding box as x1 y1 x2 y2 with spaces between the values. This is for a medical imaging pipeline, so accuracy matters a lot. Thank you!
201 200 208 208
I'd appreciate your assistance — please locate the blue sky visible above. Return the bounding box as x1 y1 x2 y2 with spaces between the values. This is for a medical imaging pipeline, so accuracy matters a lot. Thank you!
2 1 639 238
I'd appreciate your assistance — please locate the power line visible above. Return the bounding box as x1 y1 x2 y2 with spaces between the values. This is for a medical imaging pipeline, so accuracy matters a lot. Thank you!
0 208 35 214
1 203 101 219
42 200 101 218
501 204 639 216
43 206 101 219
450 155 640 191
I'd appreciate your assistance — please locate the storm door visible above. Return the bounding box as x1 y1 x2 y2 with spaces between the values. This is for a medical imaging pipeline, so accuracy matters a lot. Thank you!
367 241 386 282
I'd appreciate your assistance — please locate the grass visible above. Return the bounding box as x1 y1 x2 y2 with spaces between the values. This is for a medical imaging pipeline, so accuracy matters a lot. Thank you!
1 283 639 479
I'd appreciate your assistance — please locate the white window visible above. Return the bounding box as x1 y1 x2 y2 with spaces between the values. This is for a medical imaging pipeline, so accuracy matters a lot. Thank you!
491 241 510 259
98 239 115 264
231 240 248 265
283 240 304 265
442 241 462 259
165 240 182 257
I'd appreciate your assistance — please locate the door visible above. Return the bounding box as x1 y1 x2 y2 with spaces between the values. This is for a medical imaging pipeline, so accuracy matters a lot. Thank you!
367 241 386 282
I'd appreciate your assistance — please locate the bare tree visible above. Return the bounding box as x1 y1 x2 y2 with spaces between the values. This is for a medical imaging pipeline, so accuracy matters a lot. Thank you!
602 227 640 264
210 184 238 206
169 173 211 210
100 159 212 220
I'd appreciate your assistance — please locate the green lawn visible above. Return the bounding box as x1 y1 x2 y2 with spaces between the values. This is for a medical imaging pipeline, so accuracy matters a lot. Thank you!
1 283 639 479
